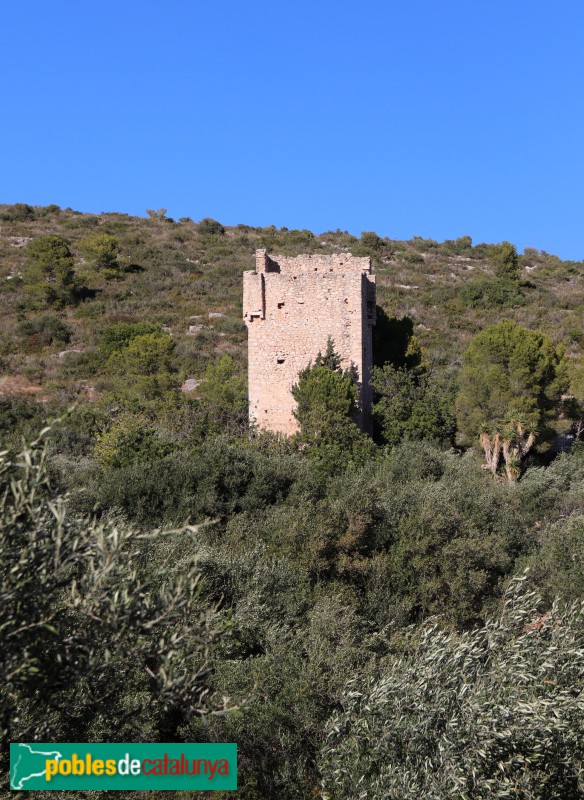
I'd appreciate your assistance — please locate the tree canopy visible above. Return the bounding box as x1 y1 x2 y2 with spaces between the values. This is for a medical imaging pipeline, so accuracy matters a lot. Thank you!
489 240 520 282
456 320 567 479
79 231 121 278
24 235 76 305
292 339 376 474
372 363 456 447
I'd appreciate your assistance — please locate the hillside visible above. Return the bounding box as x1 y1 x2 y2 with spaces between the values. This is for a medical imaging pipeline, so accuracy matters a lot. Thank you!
1 202 583 430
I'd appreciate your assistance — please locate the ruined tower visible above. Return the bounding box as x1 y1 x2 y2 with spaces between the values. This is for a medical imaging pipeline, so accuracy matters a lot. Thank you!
243 249 376 435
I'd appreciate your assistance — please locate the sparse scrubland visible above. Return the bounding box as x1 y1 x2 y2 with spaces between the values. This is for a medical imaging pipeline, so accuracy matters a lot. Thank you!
1 204 583 799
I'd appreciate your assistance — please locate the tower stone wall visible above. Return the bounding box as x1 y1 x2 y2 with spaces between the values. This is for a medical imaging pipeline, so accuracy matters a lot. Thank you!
243 249 376 435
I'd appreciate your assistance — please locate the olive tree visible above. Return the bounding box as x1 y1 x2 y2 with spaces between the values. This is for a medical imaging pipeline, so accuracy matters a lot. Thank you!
0 426 231 757
320 576 584 800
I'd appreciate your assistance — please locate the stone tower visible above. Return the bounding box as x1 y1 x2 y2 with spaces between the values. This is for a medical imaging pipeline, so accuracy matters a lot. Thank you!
243 249 376 435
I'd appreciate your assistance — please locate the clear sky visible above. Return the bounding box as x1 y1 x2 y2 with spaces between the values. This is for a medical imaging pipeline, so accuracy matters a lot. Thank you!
2 1 584 259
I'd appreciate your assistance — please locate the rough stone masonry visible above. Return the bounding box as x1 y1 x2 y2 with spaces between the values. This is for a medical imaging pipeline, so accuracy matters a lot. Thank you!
243 248 376 435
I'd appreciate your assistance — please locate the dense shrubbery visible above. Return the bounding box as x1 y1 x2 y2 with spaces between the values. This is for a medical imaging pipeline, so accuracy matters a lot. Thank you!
18 314 72 347
196 217 225 236
372 362 456 446
321 578 584 800
45 423 584 798
459 276 525 308
3 406 584 799
0 432 232 797
0 203 35 221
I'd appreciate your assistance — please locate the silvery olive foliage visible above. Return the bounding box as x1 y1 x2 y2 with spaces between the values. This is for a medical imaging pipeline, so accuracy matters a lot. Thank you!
320 576 584 800
0 426 230 756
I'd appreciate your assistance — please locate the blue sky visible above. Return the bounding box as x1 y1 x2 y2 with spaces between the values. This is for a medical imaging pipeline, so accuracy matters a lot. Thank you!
2 1 584 259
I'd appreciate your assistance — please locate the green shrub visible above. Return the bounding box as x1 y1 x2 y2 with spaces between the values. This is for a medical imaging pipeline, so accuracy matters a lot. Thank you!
396 249 425 265
79 232 122 278
197 217 225 236
106 331 175 376
0 429 231 763
26 235 74 285
75 437 300 526
18 315 72 346
98 321 162 356
94 413 172 468
359 231 385 252
23 235 76 307
372 363 456 447
459 277 524 308
528 513 584 602
0 203 35 221
372 310 422 369
442 235 474 255
0 396 46 442
197 354 247 436
488 240 520 281
362 445 530 625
